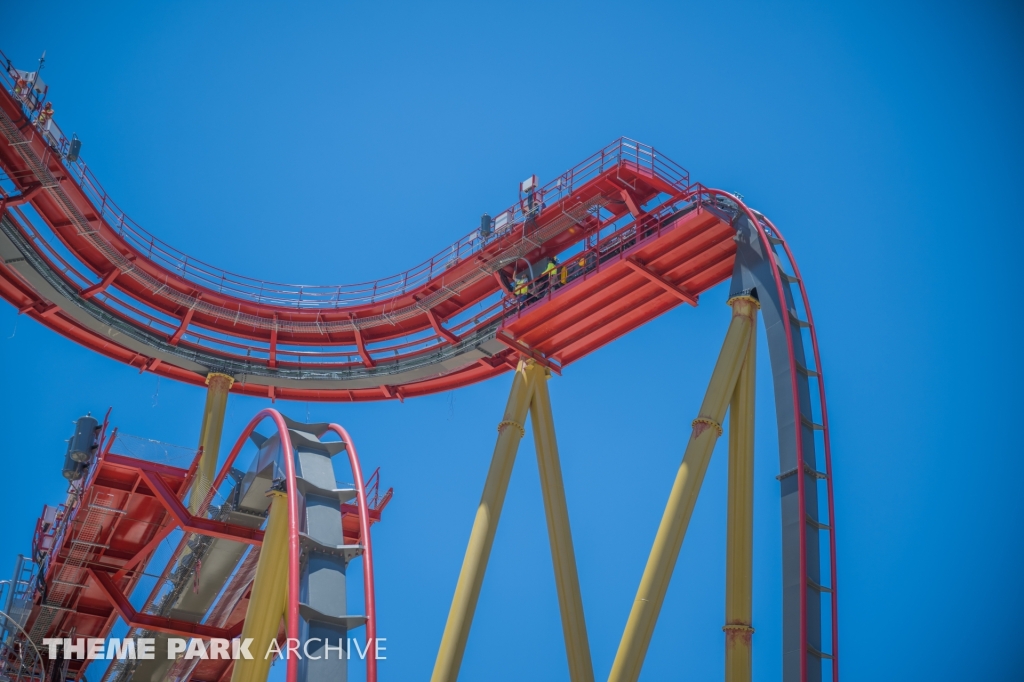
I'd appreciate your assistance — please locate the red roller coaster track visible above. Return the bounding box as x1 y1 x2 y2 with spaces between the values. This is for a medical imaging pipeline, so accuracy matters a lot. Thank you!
0 49 728 403
0 48 838 681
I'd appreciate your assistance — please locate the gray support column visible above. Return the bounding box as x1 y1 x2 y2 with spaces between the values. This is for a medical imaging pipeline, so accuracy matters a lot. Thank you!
290 420 365 682
728 211 822 682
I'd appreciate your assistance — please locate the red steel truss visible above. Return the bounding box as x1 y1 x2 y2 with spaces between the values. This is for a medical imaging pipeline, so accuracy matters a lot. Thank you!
23 414 388 682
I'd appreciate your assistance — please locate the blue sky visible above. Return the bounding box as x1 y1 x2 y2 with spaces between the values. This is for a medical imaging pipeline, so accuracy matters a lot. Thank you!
1 1 1022 680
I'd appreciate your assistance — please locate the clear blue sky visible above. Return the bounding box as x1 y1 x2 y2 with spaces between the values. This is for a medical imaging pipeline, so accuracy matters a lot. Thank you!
2 2 1022 680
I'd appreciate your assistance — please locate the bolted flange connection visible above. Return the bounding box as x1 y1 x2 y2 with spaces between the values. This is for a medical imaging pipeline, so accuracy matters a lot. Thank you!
691 417 724 438
496 420 526 438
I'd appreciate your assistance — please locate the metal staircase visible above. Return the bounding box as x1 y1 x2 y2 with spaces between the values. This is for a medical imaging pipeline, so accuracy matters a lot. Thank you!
28 490 118 647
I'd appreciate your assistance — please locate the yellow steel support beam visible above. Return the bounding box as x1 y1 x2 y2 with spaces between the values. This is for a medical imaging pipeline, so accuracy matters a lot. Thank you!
431 360 534 682
189 372 234 514
608 296 759 682
724 313 757 682
527 362 595 682
231 491 289 682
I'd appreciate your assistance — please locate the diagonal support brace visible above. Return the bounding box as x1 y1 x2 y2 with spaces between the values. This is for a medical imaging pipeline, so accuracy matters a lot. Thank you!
426 307 461 345
432 361 534 682
137 467 263 545
527 362 595 682
625 258 698 306
81 267 121 300
350 315 376 368
89 568 242 640
432 360 594 682
608 295 759 682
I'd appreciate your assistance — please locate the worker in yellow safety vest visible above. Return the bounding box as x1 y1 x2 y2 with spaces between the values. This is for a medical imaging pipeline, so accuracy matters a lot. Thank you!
36 102 54 128
541 257 559 294
513 273 530 304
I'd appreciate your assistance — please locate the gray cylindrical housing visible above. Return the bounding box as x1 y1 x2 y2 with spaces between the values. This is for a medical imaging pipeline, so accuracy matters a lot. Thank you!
62 440 86 480
69 415 99 463
66 136 82 163
480 213 492 238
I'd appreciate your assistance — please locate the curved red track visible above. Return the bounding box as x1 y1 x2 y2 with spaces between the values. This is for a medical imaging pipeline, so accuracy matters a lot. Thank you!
0 54 736 402
0 51 838 680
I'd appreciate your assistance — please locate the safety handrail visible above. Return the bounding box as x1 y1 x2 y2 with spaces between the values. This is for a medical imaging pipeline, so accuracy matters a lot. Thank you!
3 199 509 367
0 52 687 311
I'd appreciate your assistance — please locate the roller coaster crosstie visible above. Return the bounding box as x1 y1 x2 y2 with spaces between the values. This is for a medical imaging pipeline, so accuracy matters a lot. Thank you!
0 48 838 682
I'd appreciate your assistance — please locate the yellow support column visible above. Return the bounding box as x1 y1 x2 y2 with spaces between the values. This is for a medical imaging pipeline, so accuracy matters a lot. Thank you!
431 360 534 682
189 372 234 514
608 296 759 682
724 314 757 682
231 491 289 682
527 363 595 682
